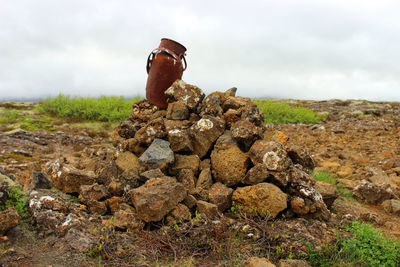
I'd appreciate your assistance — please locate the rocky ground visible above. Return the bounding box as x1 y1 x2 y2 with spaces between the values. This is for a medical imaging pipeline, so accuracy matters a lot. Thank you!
0 87 400 266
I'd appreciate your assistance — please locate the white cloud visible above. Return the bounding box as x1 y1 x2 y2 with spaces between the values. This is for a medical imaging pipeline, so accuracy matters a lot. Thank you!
0 0 400 101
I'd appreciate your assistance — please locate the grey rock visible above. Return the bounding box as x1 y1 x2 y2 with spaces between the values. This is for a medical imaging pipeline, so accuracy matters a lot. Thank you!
138 138 174 170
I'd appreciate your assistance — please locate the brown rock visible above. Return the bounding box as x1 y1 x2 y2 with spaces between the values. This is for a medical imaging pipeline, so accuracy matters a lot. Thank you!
176 169 196 192
52 165 95 194
287 146 315 173
189 115 225 158
290 197 310 215
268 171 289 188
115 151 139 173
353 180 394 204
232 183 288 218
264 130 289 146
130 177 187 222
106 196 123 213
200 95 223 117
192 168 213 201
243 164 269 185
208 182 233 212
240 103 265 126
140 168 165 180
114 119 142 139
78 183 108 204
223 108 242 129
314 181 339 207
222 96 251 111
197 200 221 219
166 101 189 120
211 132 249 186
87 200 107 215
249 140 291 171
166 203 191 224
169 154 200 176
184 194 197 209
338 178 359 190
231 120 262 151
336 166 353 178
0 209 20 235
245 257 276 267
113 204 144 231
382 199 400 215
133 117 166 146
165 80 205 111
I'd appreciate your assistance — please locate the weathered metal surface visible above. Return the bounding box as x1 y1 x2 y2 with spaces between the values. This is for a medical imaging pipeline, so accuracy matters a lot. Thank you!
145 38 187 109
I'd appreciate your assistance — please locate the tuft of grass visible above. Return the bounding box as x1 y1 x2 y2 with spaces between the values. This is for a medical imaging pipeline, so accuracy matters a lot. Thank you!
0 187 28 217
312 171 354 201
38 94 141 122
253 100 322 124
307 222 400 267
0 110 20 124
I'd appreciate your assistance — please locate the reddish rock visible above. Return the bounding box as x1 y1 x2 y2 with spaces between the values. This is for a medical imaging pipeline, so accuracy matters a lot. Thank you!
232 183 288 218
240 103 265 126
133 117 166 146
382 199 400 215
287 146 315 173
106 196 123 213
290 197 310 215
129 177 187 222
223 108 242 129
222 96 251 111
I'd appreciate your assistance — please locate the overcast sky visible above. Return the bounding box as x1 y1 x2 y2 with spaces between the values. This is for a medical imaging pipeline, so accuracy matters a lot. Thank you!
1 0 400 101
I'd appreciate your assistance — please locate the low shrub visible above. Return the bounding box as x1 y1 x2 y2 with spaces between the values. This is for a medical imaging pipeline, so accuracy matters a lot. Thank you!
253 100 322 124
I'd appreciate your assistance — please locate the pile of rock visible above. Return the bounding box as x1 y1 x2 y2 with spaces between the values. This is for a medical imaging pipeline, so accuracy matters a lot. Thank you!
44 80 332 231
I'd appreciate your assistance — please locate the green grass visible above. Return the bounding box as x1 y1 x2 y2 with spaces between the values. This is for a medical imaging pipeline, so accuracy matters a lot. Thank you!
0 187 28 217
0 109 59 132
253 100 322 124
312 171 354 201
307 221 400 267
38 94 141 122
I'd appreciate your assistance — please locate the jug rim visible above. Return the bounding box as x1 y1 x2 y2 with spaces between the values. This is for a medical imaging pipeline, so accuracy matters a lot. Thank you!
161 38 187 52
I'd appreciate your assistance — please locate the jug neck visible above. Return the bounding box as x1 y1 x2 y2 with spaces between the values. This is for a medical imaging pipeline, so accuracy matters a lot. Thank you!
159 38 186 58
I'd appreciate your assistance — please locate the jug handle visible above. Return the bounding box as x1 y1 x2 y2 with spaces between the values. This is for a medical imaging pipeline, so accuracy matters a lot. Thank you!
146 51 155 74
182 55 187 71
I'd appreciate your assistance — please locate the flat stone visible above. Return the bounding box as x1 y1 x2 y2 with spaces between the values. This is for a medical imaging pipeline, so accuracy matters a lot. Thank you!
138 138 174 170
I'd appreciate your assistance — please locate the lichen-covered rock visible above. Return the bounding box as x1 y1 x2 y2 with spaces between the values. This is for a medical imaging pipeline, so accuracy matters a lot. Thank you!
189 115 225 158
166 127 193 153
353 180 394 204
243 164 269 185
133 117 166 146
287 146 315 173
382 199 400 215
165 80 205 111
138 138 174 170
0 209 20 235
114 119 142 139
222 96 251 111
231 120 262 151
208 182 233 212
249 140 291 171
200 94 223 117
129 177 187 222
232 183 288 218
223 108 242 129
211 132 249 186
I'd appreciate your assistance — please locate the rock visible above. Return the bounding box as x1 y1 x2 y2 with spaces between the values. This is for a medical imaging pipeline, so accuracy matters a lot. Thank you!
166 127 193 153
189 115 225 158
166 203 191 224
0 182 8 206
169 154 200 176
78 183 108 204
268 171 289 188
314 181 339 207
176 169 196 192
243 164 269 185
129 177 187 222
353 180 394 204
138 138 174 170
336 166 353 178
166 101 189 120
278 259 311 267
240 103 265 126
52 164 95 194
264 130 289 146
232 183 288 218
87 200 107 215
290 197 309 215
338 178 359 190
165 80 205 111
222 96 251 111
200 95 223 117
0 173 19 190
115 151 139 172
113 204 144 231
140 168 165 180
382 199 400 215
223 109 242 129
192 168 213 201
287 146 315 173
184 194 197 209
211 132 249 186
133 117 166 146
208 182 233 212
197 200 221 219
106 196 123 213
32 171 52 190
245 257 276 267
224 87 237 97
249 140 291 171
115 119 142 139
0 209 20 235
231 120 262 151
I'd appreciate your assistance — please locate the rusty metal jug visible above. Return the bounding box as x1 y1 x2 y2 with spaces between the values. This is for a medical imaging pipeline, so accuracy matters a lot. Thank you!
145 38 187 109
